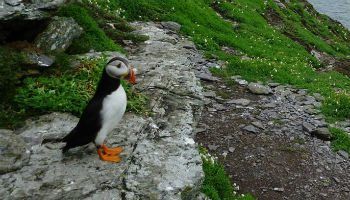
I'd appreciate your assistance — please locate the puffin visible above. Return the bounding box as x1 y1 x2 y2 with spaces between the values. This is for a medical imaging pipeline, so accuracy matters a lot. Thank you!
62 57 136 162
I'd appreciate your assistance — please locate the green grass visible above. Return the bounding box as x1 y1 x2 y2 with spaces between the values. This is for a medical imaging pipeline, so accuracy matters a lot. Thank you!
14 57 148 116
330 128 350 154
113 0 350 122
57 3 124 54
200 147 254 200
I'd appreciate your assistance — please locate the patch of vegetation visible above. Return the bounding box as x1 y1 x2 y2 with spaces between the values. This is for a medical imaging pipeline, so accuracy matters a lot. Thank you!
57 3 123 54
0 47 25 102
15 57 148 116
81 0 149 45
0 47 28 129
330 128 350 154
113 0 350 123
199 147 254 200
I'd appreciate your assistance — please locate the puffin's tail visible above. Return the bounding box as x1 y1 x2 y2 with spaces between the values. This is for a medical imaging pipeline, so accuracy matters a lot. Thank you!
60 128 78 153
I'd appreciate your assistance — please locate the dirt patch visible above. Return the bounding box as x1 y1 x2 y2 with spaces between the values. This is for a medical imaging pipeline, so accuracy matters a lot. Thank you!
196 80 350 199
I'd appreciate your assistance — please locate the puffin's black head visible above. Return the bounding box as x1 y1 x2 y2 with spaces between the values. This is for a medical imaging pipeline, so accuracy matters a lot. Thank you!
105 57 136 84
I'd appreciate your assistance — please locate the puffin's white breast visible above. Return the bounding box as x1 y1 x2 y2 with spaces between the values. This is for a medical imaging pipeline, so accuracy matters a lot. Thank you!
95 85 127 145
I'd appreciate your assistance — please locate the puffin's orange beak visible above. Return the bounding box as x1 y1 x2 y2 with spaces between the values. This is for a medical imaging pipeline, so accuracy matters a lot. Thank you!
128 67 136 85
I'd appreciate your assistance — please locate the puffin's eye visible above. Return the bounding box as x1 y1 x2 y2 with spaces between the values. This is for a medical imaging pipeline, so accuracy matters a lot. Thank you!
117 63 122 68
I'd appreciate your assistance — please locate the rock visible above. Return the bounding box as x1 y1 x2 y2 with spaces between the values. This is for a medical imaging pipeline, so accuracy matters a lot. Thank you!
24 52 54 67
273 187 285 192
213 103 226 111
208 144 218 151
268 82 280 87
203 91 216 98
227 98 251 106
313 93 325 102
263 103 277 108
274 0 286 9
241 55 252 61
35 17 83 53
160 21 181 32
196 73 219 82
338 150 349 159
221 46 242 55
312 128 332 141
229 147 235 153
236 79 249 86
0 0 65 21
243 125 259 134
17 112 78 146
248 83 272 95
252 121 264 129
302 122 315 133
0 129 30 174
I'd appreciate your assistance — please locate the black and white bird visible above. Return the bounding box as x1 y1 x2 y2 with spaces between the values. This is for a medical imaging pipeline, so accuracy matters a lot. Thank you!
62 57 136 162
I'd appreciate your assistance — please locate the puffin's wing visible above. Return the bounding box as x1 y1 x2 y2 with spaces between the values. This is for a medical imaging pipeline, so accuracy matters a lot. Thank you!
62 98 103 151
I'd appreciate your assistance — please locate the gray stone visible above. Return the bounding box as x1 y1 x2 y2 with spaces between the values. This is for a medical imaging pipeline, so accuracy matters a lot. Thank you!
252 121 264 129
274 0 286 9
203 91 216 98
213 103 226 111
273 187 285 192
160 21 181 32
17 112 78 146
264 103 277 108
313 93 325 102
25 52 54 67
302 122 315 133
227 98 251 106
248 83 272 95
0 129 30 174
312 128 332 141
208 144 218 151
243 125 259 134
196 73 219 82
229 147 235 153
338 150 349 159
268 82 280 87
0 0 65 20
35 17 83 52
236 79 249 86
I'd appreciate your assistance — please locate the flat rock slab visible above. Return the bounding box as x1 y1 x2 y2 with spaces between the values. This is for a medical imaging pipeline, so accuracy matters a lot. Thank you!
0 22 205 200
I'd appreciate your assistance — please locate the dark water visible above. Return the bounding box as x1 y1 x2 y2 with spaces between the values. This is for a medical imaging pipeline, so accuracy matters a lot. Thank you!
308 0 350 29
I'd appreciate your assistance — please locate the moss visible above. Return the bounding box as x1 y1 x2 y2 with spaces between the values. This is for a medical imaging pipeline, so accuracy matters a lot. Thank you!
0 47 25 102
15 57 148 116
330 128 350 154
199 147 254 200
57 4 123 54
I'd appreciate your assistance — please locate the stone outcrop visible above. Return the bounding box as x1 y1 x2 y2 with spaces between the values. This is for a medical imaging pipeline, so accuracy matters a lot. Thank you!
35 17 83 53
0 129 30 175
0 0 65 21
0 22 205 200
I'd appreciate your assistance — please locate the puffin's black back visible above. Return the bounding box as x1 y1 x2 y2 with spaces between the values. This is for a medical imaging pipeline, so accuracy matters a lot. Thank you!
62 67 121 152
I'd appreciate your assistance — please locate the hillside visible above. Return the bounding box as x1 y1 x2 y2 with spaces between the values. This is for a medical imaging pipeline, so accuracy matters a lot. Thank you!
1 0 350 199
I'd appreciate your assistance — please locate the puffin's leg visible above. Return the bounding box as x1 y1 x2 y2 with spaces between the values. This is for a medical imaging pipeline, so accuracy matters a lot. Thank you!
101 144 123 155
97 147 121 163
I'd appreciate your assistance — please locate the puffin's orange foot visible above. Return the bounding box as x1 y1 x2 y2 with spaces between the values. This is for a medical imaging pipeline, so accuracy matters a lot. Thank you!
97 148 122 163
101 144 123 156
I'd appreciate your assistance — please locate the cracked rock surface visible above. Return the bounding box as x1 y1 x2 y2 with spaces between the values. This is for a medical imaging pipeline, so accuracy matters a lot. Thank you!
0 22 205 200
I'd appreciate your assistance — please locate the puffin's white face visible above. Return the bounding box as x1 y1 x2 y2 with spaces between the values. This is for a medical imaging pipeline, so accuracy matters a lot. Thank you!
105 60 129 79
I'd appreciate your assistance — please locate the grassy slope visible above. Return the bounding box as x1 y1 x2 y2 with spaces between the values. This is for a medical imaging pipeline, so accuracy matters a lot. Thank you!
114 0 350 153
117 0 350 121
0 1 148 128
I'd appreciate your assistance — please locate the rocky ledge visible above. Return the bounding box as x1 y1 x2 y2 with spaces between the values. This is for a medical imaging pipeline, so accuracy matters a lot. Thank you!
0 22 206 200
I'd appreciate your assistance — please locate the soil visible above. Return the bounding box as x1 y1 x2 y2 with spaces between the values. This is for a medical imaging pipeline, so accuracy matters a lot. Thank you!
196 80 350 200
